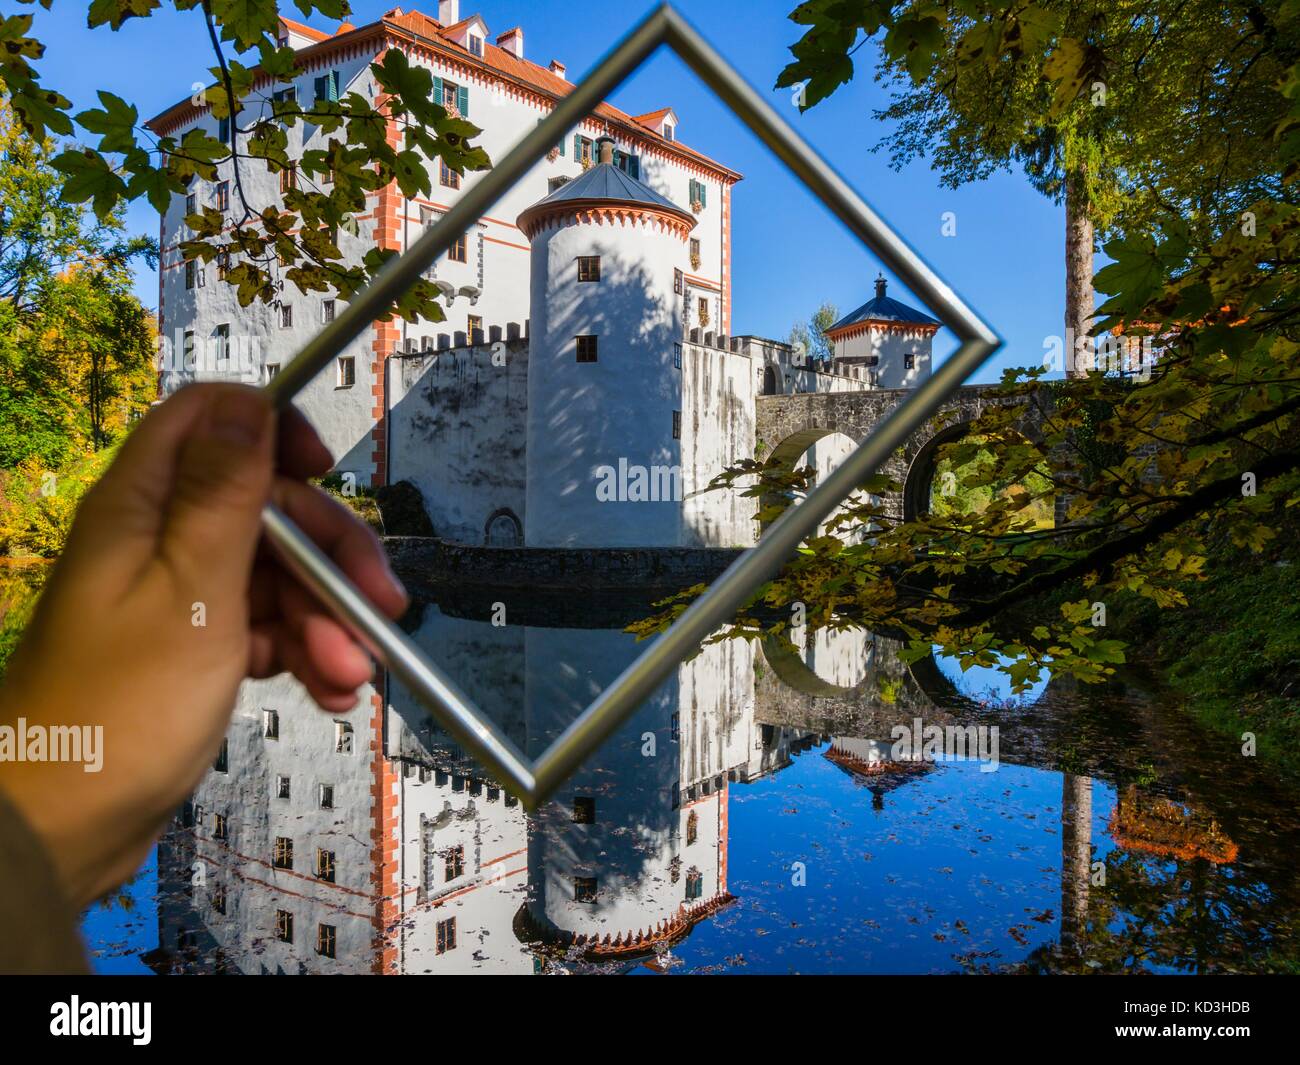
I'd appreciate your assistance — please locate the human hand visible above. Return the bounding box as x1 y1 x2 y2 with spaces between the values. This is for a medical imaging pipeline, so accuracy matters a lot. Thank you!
0 384 407 909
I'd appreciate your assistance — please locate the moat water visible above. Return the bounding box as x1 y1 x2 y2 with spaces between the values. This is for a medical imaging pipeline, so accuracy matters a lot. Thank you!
81 586 1300 974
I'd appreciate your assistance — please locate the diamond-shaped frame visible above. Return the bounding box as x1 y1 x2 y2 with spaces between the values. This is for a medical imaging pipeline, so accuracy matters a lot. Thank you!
259 2 1002 809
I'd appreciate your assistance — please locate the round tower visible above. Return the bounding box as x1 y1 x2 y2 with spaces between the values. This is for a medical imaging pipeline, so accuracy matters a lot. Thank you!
518 135 696 547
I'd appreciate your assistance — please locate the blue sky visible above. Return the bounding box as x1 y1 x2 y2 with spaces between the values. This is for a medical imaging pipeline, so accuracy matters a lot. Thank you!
29 1 1066 383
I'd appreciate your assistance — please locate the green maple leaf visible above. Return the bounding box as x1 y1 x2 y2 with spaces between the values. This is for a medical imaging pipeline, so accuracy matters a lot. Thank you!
51 148 128 219
76 91 139 154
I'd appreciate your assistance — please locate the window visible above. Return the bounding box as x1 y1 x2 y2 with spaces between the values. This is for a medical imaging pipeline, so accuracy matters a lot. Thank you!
335 720 354 752
904 352 916 369
435 917 457 954
265 363 280 382
673 268 683 295
336 356 355 389
689 237 701 268
214 812 228 841
673 342 682 369
688 178 708 209
214 324 230 364
663 123 675 142
214 738 228 773
577 255 601 282
279 303 293 329
697 296 710 327
686 808 698 845
672 410 681 440
275 909 293 944
685 868 703 901
181 801 195 828
322 299 336 323
485 509 522 546
280 163 296 193
185 192 197 217
468 35 484 57
314 70 339 103
434 76 468 118
316 848 336 883
613 149 640 179
185 260 196 290
317 923 337 958
444 844 464 882
215 181 230 212
276 775 291 800
263 708 279 739
573 797 595 824
574 877 598 904
575 335 598 363
273 836 294 870
670 856 681 883
272 86 297 121
193 803 205 830
178 929 199 954
216 249 231 280
670 712 680 740
467 314 483 340
440 159 461 189
218 116 230 143
318 784 334 810
448 233 468 263
211 884 226 914
573 134 594 164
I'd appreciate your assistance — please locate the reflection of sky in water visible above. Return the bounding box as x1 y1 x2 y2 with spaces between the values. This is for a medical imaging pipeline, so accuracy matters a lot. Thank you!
77 606 1296 974
935 651 1049 706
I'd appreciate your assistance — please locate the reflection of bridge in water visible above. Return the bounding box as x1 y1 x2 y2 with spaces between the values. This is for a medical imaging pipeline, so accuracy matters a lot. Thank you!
141 587 1300 975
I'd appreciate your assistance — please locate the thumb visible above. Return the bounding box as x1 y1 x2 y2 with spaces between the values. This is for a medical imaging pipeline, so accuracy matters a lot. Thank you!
160 386 275 595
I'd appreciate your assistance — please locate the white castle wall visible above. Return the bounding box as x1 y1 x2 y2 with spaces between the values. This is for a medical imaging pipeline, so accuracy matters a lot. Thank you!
388 340 529 543
833 325 935 389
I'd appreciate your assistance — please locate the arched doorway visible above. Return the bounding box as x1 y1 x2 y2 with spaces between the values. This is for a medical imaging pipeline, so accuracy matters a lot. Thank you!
761 366 777 395
484 508 522 546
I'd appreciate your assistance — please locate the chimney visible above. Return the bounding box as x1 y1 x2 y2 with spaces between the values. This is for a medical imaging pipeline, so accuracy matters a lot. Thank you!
596 136 615 165
438 0 459 25
875 273 887 300
549 59 567 80
497 27 523 58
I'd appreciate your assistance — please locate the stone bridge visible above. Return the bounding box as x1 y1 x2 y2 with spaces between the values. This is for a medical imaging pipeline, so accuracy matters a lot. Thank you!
754 383 1052 523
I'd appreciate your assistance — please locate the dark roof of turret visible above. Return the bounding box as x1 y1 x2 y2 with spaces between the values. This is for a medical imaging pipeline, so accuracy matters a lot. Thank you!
528 162 689 214
828 276 940 332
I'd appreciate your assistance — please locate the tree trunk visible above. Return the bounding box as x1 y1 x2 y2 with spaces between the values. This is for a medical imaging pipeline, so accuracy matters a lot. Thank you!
1064 171 1095 377
1059 772 1093 954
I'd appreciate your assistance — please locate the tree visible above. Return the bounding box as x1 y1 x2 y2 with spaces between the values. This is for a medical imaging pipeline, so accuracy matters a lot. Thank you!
776 0 1298 375
633 3 1300 694
788 300 839 365
0 1 490 325
0 98 156 465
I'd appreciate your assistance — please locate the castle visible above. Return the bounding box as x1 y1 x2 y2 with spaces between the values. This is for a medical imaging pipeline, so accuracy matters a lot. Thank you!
148 3 942 549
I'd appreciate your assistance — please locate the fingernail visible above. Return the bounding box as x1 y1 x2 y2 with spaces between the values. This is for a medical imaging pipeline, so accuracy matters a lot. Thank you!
210 390 270 447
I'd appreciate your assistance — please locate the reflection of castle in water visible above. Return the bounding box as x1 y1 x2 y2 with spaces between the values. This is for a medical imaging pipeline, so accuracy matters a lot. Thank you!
146 600 888 974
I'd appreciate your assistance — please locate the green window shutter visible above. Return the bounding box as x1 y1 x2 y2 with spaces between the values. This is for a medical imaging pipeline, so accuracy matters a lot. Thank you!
630 154 640 181
558 132 565 156
701 182 708 207
457 84 469 118
433 76 444 106
573 133 582 159
327 71 339 101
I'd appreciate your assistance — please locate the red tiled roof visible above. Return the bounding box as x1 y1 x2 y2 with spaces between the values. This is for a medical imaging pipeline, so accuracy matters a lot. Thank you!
634 107 674 128
278 15 329 43
147 9 741 182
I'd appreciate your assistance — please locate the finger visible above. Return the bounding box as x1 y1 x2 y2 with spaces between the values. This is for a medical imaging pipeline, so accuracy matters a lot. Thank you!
273 625 364 713
157 387 275 596
271 478 407 619
276 576 374 690
66 385 231 582
276 405 334 480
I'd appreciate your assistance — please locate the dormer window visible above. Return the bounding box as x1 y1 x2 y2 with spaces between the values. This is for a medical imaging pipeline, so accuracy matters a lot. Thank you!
663 123 675 142
468 35 483 57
